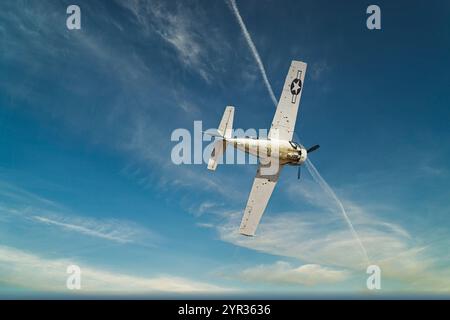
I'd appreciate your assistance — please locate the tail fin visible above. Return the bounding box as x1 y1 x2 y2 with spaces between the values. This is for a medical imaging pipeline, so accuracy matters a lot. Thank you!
217 106 234 139
207 106 234 171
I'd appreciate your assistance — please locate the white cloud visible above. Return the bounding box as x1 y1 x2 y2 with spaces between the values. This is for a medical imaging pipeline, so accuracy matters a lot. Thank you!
189 201 225 217
0 245 229 293
0 180 157 245
236 261 349 286
0 2 151 87
118 0 227 83
215 182 450 291
218 209 424 273
0 181 63 210
1 1 251 209
198 202 220 214
31 215 154 245
196 222 215 229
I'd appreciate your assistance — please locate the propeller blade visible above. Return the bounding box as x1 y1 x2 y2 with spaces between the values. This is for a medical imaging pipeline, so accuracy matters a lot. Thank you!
307 144 320 153
297 166 301 180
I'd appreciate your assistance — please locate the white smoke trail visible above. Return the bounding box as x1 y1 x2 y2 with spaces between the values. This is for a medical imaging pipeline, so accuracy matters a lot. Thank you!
228 0 370 266
305 159 370 265
228 0 278 107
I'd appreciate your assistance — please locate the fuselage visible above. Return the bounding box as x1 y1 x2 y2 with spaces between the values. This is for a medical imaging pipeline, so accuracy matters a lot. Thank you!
226 137 307 166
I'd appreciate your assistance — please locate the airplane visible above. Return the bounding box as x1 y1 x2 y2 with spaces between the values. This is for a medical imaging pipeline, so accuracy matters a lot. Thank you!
206 60 320 236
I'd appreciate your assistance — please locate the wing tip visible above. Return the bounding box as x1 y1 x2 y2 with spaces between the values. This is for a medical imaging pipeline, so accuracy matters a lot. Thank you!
291 60 307 67
239 229 255 237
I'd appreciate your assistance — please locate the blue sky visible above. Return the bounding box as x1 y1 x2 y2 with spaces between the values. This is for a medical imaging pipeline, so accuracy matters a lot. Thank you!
0 0 449 296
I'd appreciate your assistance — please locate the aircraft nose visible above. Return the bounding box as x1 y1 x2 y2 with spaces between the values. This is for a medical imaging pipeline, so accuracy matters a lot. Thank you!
298 147 307 163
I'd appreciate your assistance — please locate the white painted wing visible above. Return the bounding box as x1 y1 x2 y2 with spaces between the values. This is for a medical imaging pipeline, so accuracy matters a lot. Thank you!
268 60 307 141
239 165 283 236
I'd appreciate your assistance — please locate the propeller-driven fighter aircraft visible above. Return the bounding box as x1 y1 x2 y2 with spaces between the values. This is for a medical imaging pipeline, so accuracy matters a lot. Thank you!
206 60 319 236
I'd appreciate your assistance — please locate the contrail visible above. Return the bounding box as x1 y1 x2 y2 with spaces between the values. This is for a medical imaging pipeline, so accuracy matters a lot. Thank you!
228 0 370 266
228 0 278 107
305 159 370 265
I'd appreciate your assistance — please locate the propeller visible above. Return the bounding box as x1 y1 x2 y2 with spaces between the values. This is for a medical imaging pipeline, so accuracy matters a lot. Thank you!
290 132 320 181
307 144 320 153
296 144 320 180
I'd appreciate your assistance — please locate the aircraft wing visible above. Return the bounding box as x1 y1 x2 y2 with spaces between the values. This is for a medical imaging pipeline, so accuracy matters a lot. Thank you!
239 164 283 236
268 60 307 141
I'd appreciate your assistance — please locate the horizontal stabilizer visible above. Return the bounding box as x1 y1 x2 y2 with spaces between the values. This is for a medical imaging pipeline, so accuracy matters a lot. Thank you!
207 140 226 171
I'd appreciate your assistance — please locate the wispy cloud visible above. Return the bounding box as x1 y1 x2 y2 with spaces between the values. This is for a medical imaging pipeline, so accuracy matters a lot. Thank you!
196 222 215 229
0 181 63 210
0 1 151 88
117 0 227 84
189 201 225 217
0 180 157 245
215 190 450 291
1 0 247 210
31 215 153 245
152 8 211 83
0 245 229 293
235 261 349 286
